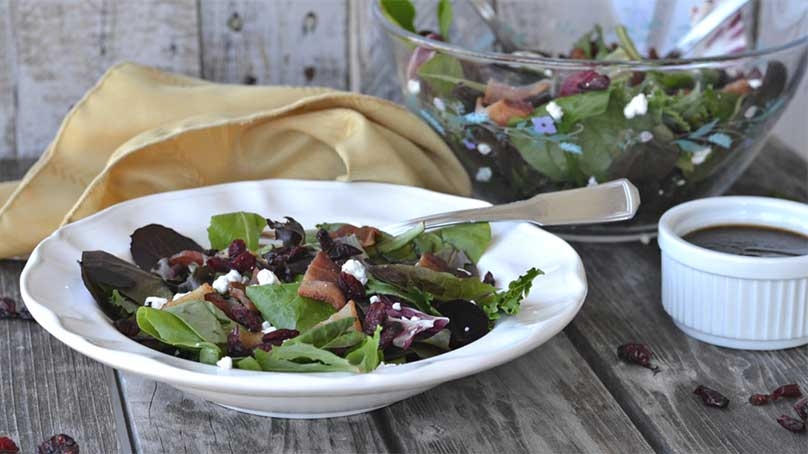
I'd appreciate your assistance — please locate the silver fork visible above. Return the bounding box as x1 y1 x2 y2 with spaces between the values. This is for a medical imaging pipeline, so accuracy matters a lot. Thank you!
383 179 640 235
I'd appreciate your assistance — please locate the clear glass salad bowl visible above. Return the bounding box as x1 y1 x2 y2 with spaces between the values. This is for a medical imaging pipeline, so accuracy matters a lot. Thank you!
373 0 808 240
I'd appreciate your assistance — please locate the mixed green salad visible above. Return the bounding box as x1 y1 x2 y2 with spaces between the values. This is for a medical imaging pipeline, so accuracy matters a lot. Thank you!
80 212 541 373
381 0 790 225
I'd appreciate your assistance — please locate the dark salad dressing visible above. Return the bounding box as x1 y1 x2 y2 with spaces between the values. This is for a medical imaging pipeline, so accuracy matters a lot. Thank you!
683 225 808 257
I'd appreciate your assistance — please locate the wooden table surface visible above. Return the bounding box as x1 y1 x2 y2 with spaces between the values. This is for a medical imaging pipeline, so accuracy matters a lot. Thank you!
0 139 805 454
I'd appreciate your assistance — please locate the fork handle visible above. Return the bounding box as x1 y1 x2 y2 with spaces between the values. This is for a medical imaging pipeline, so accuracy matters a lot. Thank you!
384 179 640 234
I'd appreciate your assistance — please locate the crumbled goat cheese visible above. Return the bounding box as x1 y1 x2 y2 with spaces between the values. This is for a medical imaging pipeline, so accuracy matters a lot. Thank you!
216 356 233 369
691 147 712 165
341 259 368 285
477 143 492 155
546 101 564 121
587 176 598 187
639 131 654 143
261 321 277 334
370 295 381 304
212 269 243 294
623 93 648 119
392 302 402 311
475 167 493 182
256 269 280 286
145 296 168 310
748 79 762 89
172 292 189 301
433 97 446 111
407 79 421 95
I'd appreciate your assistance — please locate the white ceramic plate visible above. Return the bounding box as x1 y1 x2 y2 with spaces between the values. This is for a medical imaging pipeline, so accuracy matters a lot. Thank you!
21 179 587 419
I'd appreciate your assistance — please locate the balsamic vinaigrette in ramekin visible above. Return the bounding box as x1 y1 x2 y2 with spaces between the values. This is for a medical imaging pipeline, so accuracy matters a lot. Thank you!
683 225 808 257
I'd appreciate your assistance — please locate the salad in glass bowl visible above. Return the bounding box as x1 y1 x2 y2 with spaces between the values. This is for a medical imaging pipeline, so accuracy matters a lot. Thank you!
376 0 808 239
79 212 540 373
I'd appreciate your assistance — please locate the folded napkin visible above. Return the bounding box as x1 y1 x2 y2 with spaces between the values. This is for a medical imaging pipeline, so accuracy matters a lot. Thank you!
0 63 470 258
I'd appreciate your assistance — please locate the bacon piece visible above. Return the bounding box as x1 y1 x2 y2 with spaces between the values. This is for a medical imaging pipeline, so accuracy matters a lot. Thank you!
417 253 450 273
298 251 346 310
316 300 362 332
164 283 215 308
483 79 551 105
486 99 533 126
331 224 380 247
168 250 206 267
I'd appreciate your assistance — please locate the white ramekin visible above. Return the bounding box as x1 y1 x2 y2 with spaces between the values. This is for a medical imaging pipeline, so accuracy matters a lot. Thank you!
658 196 808 350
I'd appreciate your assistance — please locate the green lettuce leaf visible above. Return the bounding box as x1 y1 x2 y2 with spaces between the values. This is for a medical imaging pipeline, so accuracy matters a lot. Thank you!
417 54 465 97
480 267 543 320
287 317 357 348
235 357 262 371
207 211 266 251
345 326 383 372
418 223 491 263
376 222 425 254
109 289 139 316
254 344 360 373
136 307 221 364
379 0 416 33
437 0 452 37
164 300 235 344
246 283 335 330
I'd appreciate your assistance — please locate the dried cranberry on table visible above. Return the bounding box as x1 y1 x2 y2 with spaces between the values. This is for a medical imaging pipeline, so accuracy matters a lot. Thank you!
794 398 808 421
771 383 802 400
776 415 806 433
749 393 770 406
0 436 19 454
617 342 660 374
0 297 32 321
37 434 79 454
694 385 730 408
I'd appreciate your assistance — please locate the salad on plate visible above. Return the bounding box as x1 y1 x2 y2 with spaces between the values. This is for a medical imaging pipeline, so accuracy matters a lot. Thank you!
79 212 541 373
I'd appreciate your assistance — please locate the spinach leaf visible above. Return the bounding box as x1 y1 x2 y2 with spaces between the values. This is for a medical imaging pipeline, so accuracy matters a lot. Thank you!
136 307 221 364
428 223 491 263
538 90 611 128
255 344 359 373
288 317 357 348
615 25 642 60
417 54 465 97
80 250 173 319
207 211 266 251
246 283 335 330
345 326 383 372
369 265 495 301
164 300 235 344
130 224 202 271
235 357 262 371
511 134 571 182
480 267 543 320
379 0 416 33
376 222 425 254
437 0 452 37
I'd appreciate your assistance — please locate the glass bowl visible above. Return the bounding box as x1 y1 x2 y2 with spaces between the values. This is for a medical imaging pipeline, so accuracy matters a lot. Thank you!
373 0 808 241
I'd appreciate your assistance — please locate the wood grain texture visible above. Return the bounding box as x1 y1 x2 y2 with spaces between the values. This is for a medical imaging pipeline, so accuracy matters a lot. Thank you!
0 0 17 159
117 372 390 454
565 142 808 453
0 261 126 454
377 335 653 454
201 0 348 88
11 0 200 158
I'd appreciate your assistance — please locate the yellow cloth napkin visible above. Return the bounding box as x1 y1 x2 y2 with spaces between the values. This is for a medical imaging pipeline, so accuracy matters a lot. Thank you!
0 63 470 258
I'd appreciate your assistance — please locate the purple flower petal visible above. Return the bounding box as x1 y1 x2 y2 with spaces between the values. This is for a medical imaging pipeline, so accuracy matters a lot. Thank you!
531 116 557 135
462 139 477 150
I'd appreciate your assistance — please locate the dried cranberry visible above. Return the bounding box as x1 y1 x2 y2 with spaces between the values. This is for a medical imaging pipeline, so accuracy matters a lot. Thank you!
262 329 299 346
694 385 730 408
206 256 231 273
0 436 19 453
317 229 361 261
776 415 806 433
37 434 79 454
749 393 770 406
771 384 802 400
227 239 247 257
482 271 496 286
338 272 365 301
363 300 388 335
204 293 262 332
227 327 252 357
617 343 660 373
0 297 17 319
229 251 257 274
559 70 610 97
794 398 808 421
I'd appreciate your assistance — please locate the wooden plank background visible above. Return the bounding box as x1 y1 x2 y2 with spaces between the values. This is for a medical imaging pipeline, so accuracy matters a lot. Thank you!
0 0 805 161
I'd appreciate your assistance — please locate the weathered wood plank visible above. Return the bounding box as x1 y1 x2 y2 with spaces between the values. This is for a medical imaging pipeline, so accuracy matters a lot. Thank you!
565 142 808 453
201 0 349 88
0 261 127 454
378 335 653 454
12 0 200 158
0 0 17 159
117 372 390 453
